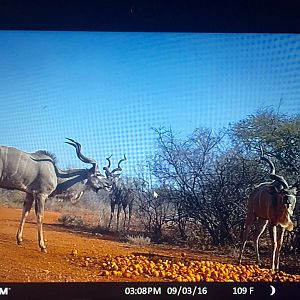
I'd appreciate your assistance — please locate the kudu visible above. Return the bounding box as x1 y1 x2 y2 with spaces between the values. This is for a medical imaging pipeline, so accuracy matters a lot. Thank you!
103 155 133 231
0 138 111 252
239 148 297 271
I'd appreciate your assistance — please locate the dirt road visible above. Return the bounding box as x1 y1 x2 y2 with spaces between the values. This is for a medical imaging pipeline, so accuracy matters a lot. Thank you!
0 207 218 282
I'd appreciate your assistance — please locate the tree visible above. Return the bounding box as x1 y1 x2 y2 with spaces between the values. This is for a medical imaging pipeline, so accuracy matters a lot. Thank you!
232 109 300 180
152 127 245 245
134 164 176 242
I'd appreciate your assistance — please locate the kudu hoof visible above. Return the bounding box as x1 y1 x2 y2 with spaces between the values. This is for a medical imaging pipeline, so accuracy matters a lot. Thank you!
41 247 47 253
17 240 23 245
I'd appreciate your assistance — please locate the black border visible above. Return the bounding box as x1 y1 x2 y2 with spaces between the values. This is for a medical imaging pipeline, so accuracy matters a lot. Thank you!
1 282 299 300
0 1 299 299
0 0 299 33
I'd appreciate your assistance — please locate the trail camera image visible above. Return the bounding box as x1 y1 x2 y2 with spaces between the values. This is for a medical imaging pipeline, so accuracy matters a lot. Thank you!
0 31 299 286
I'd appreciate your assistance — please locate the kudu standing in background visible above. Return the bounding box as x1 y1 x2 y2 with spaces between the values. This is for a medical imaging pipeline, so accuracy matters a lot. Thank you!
0 138 111 252
239 147 297 271
103 155 134 231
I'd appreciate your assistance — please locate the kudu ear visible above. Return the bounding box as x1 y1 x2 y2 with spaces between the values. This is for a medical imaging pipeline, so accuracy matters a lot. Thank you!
267 185 278 195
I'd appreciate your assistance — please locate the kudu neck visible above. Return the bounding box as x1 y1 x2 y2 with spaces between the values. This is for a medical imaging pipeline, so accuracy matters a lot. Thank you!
50 169 90 197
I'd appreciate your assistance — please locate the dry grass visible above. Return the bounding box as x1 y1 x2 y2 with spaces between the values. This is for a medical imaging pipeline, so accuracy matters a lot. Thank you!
58 214 84 228
126 235 151 246
0 189 24 208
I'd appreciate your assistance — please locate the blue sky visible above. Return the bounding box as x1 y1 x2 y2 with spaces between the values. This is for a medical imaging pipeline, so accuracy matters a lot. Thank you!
0 31 299 177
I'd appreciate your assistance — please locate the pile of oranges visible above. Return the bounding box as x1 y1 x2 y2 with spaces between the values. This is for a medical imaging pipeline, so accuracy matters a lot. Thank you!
94 254 300 282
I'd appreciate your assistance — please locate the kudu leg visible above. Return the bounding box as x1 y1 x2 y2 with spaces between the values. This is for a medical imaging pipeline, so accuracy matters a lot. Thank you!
269 225 278 271
238 214 255 264
274 226 285 271
16 193 34 245
116 205 121 232
238 214 256 265
253 219 268 265
122 205 127 230
107 202 115 230
127 201 133 231
34 193 47 253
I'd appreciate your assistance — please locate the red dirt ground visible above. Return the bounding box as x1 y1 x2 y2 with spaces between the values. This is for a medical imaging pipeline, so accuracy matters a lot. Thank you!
0 207 229 282
0 207 299 283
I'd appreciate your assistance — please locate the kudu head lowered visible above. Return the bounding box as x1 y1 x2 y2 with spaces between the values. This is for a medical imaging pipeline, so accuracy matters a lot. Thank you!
65 138 112 192
260 146 297 228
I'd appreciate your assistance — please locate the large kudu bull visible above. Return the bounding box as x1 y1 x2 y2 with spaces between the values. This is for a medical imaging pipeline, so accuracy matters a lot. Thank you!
103 155 133 231
0 138 111 252
239 147 297 271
